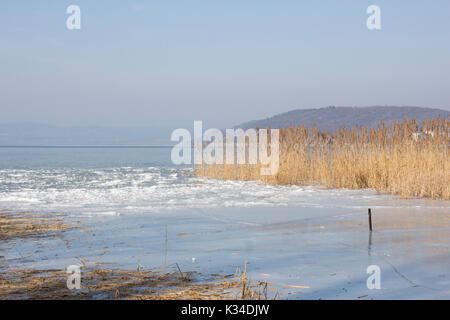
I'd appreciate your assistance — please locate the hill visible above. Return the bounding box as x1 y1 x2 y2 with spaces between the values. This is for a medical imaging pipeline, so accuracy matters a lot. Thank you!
236 106 450 131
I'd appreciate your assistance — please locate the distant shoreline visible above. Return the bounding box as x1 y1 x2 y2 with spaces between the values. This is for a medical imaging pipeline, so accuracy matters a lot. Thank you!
0 145 174 149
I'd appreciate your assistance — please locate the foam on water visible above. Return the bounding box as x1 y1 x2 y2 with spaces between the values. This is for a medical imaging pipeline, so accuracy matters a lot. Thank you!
0 167 447 216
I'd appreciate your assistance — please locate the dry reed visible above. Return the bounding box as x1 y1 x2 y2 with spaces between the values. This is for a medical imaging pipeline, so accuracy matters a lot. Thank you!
0 212 71 240
198 117 450 200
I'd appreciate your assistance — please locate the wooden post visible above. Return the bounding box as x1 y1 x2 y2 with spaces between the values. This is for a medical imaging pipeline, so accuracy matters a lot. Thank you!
368 208 373 231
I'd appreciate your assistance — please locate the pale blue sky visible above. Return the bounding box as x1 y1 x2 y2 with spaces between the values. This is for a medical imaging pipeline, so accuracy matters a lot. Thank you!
1 0 450 128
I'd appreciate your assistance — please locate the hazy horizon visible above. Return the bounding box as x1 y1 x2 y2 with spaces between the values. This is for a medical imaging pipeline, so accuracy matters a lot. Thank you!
0 105 448 146
1 105 449 128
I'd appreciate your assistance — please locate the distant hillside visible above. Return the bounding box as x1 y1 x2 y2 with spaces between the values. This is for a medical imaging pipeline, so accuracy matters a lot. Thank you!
236 106 450 132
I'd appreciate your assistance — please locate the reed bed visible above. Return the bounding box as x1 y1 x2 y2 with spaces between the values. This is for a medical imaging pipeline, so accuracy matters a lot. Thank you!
198 117 450 200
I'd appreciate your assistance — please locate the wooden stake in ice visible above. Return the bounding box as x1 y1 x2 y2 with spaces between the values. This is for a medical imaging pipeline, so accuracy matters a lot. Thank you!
368 208 373 231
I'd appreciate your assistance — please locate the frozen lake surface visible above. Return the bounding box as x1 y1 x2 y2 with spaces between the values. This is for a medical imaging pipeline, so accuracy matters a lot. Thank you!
1 147 449 299
3 194 449 299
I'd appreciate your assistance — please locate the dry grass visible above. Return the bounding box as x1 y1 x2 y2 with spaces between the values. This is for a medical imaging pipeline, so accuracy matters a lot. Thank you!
198 117 450 200
0 212 71 241
0 264 271 300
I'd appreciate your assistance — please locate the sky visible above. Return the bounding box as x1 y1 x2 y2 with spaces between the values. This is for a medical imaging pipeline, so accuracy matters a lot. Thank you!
1 0 450 128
